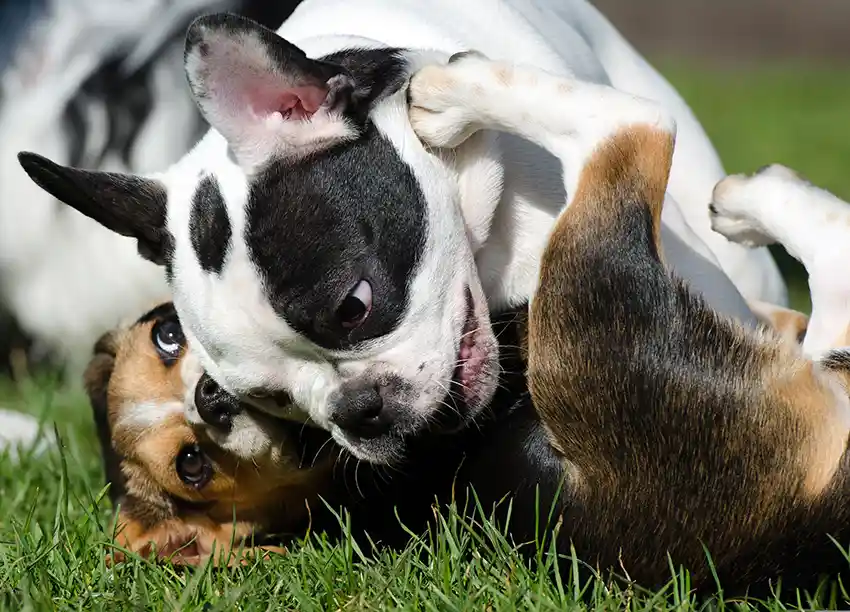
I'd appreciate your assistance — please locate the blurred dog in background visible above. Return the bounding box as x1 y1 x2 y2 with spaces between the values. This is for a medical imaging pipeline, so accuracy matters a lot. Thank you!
0 0 304 452
0 0 304 378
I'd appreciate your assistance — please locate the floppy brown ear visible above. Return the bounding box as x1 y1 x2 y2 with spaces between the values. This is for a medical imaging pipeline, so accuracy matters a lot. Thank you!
16 152 171 264
83 331 127 505
108 510 285 566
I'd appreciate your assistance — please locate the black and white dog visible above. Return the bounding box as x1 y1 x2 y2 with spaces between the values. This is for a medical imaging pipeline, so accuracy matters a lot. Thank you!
0 0 303 455
0 0 302 372
19 0 788 464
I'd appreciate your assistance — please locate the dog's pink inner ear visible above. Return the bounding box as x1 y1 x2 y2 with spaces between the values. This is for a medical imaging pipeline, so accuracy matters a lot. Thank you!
186 25 349 171
197 40 330 122
250 84 329 121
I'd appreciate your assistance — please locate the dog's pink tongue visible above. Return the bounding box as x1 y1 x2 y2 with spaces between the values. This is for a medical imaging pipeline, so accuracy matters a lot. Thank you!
459 333 486 402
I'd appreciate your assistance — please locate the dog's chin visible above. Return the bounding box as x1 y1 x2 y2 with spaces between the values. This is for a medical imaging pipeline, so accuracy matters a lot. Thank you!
331 426 408 464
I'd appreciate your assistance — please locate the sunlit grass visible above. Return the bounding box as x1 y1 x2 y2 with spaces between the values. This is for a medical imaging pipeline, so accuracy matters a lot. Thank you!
3 60 850 610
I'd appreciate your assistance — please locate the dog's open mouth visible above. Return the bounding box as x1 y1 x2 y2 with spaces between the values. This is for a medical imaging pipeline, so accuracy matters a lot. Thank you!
450 287 491 410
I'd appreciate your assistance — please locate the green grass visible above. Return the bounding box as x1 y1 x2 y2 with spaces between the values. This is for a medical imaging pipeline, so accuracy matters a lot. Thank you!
3 61 850 610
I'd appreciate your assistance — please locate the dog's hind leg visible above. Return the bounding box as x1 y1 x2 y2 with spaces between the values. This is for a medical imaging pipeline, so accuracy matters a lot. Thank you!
409 58 850 586
710 165 850 358
410 51 678 469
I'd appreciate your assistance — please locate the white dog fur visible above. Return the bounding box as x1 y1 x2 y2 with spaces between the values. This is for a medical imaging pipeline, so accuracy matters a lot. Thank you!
17 0 788 463
0 0 241 374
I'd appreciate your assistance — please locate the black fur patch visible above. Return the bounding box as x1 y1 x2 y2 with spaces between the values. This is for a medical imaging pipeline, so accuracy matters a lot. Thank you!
821 349 850 371
245 49 426 351
189 176 232 274
322 47 409 125
58 0 303 171
135 302 177 325
63 57 157 169
17 152 173 265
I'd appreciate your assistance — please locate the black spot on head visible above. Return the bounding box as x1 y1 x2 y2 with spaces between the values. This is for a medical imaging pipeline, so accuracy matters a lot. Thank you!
135 302 177 326
234 48 422 353
321 47 409 125
189 176 232 274
247 124 427 351
244 48 426 352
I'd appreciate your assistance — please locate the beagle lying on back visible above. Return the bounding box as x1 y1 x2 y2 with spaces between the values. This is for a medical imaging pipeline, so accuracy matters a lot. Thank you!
405 53 850 591
90 54 850 593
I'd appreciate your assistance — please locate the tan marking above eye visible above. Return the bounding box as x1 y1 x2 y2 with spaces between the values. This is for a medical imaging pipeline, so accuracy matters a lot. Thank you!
107 321 187 423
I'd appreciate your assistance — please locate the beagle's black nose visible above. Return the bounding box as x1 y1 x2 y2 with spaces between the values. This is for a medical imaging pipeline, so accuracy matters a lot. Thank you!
194 373 242 431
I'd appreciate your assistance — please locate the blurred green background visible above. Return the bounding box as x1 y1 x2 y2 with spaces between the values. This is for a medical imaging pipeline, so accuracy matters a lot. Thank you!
594 0 850 315
659 60 850 315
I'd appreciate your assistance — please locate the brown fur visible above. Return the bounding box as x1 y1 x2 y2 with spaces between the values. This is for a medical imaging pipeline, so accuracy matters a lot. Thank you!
109 513 286 567
748 299 809 345
105 328 185 457
525 124 850 589
84 308 334 565
82 122 850 590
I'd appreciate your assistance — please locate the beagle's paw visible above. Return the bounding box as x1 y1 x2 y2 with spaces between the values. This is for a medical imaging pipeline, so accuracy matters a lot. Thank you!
408 51 497 148
710 163 850 273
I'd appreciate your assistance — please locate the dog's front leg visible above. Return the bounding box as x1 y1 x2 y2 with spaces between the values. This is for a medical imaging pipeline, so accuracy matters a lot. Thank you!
408 51 679 463
409 52 676 298
409 52 674 214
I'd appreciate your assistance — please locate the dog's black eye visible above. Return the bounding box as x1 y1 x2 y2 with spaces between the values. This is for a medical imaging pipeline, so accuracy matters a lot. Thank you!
175 444 212 489
337 280 372 329
152 318 185 362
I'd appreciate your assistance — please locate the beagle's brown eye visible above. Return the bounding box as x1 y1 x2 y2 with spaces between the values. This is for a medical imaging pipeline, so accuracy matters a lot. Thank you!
175 444 212 489
151 318 185 364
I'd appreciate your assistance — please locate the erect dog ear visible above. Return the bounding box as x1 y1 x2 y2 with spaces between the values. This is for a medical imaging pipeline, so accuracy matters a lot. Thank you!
16 152 171 265
83 330 128 506
183 13 358 172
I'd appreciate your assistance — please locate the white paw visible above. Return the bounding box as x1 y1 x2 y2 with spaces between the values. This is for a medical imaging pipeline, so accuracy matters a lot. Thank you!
408 51 494 148
709 170 790 248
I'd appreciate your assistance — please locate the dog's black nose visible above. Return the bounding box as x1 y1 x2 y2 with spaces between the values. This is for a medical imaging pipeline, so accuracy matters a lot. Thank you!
194 373 242 431
329 382 394 439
